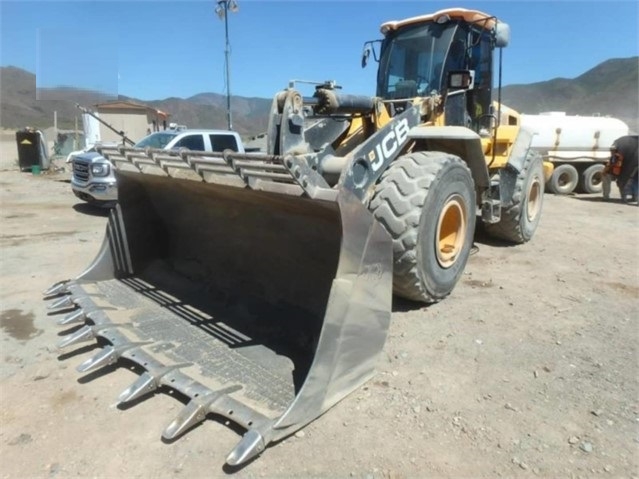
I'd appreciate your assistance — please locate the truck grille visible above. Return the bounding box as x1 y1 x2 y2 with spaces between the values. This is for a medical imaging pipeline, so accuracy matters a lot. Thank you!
73 160 90 182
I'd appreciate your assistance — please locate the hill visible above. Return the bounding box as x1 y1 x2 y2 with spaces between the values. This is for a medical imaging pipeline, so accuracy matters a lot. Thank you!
501 57 638 132
1 57 637 135
146 94 271 134
0 66 118 132
0 67 271 136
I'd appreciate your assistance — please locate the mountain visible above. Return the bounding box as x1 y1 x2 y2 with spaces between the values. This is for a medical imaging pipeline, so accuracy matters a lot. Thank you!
1 57 637 135
0 66 117 131
500 57 638 132
146 93 271 134
0 66 271 136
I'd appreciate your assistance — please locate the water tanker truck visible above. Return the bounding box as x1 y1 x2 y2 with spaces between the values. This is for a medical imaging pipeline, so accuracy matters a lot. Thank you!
520 111 629 195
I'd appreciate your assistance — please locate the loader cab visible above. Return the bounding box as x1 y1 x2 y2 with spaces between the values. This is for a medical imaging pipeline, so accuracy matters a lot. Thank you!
376 11 503 133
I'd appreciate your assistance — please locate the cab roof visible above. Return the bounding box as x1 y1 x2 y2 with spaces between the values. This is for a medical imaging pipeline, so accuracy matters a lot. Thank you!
155 129 239 136
380 8 498 35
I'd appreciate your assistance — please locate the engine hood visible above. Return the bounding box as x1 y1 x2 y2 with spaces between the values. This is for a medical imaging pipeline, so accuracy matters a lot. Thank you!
72 151 108 163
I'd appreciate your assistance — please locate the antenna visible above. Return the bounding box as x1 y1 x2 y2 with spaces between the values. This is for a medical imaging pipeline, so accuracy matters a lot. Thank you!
215 0 239 131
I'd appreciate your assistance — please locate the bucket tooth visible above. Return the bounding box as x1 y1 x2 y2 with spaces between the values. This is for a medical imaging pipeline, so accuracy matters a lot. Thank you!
43 280 70 297
117 372 156 404
77 345 117 373
48 296 75 311
57 309 86 326
76 342 149 374
57 325 95 349
162 398 212 440
118 363 192 404
58 323 124 349
226 429 266 466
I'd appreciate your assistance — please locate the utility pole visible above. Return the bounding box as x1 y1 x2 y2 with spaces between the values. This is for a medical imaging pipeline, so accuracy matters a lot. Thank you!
215 0 239 131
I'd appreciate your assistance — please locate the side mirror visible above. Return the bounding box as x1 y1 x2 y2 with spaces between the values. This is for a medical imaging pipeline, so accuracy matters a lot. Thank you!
494 22 510 48
448 70 475 90
361 40 381 68
361 46 371 69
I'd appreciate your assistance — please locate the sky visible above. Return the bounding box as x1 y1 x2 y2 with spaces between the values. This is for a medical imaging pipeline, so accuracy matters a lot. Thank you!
0 0 638 101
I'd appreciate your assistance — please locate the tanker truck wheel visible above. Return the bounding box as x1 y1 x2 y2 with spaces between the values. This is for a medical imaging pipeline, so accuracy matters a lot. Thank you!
547 164 578 194
578 164 605 194
485 150 544 244
370 151 475 303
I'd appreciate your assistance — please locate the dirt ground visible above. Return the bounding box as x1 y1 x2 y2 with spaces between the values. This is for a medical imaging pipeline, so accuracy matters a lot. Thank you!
0 151 638 478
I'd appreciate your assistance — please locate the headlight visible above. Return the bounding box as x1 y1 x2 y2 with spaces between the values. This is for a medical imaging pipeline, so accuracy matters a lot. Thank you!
91 163 110 177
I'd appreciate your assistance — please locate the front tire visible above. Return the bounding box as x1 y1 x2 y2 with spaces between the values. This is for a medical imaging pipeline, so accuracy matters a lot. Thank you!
370 151 476 303
485 150 544 244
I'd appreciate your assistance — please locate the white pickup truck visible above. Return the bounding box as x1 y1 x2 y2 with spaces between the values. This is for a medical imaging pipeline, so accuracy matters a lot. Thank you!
70 129 245 207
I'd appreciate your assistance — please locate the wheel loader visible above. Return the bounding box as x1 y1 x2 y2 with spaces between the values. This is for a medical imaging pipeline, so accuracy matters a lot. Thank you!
45 8 551 466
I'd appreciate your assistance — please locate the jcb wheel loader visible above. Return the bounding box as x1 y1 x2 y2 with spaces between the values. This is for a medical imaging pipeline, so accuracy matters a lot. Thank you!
45 8 551 466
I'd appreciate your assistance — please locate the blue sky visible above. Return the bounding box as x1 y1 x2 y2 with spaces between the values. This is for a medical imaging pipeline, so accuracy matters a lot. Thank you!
1 0 638 100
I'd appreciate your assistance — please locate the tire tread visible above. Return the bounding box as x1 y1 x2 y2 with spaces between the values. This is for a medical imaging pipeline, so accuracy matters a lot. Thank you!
484 151 543 243
370 151 472 302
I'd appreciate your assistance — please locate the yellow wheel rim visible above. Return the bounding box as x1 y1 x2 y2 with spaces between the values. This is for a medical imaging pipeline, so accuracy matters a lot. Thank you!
436 194 467 269
527 177 542 222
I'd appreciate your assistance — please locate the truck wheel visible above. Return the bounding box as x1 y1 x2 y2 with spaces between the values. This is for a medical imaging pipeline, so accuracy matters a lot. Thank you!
579 164 605 194
484 151 544 244
369 151 476 303
547 164 578 194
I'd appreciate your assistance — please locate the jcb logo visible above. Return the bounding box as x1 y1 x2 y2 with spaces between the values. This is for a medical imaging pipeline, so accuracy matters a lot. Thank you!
368 119 410 171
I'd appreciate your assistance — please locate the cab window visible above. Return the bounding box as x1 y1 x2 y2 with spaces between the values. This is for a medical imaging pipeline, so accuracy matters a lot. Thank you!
377 22 457 98
210 134 239 152
174 134 205 151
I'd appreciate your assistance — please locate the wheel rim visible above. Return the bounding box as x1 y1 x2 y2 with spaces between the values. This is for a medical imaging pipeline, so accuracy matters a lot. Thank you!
527 176 542 222
558 172 571 187
590 171 603 187
435 194 467 269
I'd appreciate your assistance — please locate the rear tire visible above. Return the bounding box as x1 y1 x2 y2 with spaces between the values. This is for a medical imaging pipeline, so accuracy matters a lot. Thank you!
547 164 578 194
484 150 544 244
370 151 476 303
579 164 605 194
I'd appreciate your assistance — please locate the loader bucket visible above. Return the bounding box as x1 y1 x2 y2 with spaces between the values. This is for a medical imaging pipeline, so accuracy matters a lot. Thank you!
45 163 392 466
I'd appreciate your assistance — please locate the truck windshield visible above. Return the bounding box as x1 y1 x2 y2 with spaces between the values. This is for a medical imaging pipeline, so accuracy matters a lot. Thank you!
135 132 178 149
377 22 457 99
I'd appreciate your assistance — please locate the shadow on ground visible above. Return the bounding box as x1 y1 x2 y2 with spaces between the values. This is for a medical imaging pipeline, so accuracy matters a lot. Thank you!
72 203 110 217
569 195 638 205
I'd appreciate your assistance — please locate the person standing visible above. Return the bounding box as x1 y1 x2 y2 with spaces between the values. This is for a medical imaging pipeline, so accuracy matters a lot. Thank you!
602 135 638 203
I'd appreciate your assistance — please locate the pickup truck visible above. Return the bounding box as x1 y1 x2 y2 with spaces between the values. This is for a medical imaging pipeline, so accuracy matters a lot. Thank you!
70 129 245 207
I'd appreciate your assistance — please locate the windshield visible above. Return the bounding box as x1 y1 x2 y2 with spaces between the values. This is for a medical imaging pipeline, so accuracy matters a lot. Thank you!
134 131 178 149
377 22 458 99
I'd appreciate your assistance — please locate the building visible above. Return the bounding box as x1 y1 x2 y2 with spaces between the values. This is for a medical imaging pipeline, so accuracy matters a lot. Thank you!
94 101 170 144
